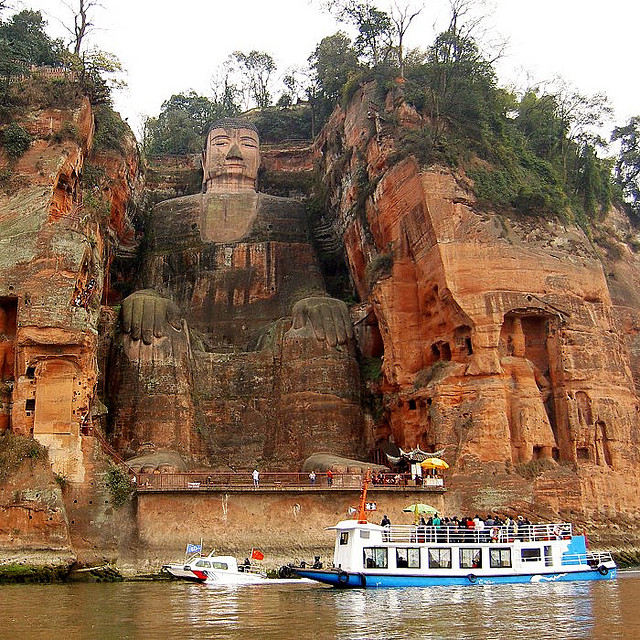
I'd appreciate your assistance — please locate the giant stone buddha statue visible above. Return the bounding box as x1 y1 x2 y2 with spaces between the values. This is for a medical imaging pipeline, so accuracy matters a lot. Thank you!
108 118 365 470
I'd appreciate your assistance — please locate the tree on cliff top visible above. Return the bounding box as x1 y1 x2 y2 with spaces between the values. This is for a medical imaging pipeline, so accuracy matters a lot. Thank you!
143 92 228 156
232 50 276 110
612 116 640 220
0 9 66 99
60 0 101 56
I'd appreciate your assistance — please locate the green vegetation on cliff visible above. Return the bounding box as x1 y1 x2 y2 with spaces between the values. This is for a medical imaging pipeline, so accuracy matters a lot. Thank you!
0 432 46 484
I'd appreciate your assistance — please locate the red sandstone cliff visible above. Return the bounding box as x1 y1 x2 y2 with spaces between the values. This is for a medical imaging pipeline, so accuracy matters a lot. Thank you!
314 83 640 537
0 85 140 564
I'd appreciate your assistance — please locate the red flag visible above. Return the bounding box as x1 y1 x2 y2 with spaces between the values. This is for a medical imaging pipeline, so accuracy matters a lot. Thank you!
251 548 264 561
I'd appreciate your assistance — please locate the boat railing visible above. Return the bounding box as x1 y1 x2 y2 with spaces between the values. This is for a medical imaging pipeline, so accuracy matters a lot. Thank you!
382 523 574 544
561 551 614 567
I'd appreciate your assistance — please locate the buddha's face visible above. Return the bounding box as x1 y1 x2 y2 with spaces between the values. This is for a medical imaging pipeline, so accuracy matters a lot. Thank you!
203 126 260 192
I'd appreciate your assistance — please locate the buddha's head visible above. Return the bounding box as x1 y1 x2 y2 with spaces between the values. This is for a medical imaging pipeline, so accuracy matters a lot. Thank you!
202 118 260 193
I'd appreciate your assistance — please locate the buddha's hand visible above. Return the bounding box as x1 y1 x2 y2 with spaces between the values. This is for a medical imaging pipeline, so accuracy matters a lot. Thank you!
121 290 182 345
291 296 354 347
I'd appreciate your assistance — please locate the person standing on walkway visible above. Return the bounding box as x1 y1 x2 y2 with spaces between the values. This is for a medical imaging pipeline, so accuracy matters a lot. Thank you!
309 470 316 485
327 469 333 486
252 468 260 488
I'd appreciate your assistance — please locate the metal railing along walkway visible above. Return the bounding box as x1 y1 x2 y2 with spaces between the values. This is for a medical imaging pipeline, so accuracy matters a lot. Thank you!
134 471 445 492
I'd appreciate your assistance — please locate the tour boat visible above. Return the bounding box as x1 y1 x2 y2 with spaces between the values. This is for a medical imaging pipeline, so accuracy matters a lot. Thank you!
291 474 617 588
162 551 268 585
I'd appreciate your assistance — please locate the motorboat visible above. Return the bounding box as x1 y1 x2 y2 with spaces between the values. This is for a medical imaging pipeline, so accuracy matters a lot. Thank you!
162 551 267 585
291 473 617 588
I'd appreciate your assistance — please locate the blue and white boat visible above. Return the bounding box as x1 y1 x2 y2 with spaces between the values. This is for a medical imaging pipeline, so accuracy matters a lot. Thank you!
292 476 617 588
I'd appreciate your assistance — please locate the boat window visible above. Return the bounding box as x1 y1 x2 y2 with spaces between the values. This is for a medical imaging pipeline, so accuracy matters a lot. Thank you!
521 548 541 562
396 548 420 569
363 547 388 569
195 560 211 568
340 532 349 546
544 546 553 567
360 530 370 539
428 548 452 569
460 548 482 569
490 548 511 568
211 562 228 570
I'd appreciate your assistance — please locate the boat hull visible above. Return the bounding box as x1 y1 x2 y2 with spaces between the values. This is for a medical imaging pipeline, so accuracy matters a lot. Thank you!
293 566 617 588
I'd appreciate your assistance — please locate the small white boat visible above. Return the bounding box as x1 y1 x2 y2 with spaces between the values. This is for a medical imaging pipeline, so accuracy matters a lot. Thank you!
291 472 617 588
162 551 267 585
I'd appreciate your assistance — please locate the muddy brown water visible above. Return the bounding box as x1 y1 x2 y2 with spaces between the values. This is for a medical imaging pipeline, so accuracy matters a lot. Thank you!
0 571 638 639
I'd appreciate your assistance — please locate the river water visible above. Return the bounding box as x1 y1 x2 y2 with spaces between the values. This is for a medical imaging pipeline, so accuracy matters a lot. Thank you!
1 571 639 639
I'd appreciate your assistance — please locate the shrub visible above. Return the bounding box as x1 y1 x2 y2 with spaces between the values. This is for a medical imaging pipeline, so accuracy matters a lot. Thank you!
2 123 33 159
360 357 382 383
103 466 132 507
365 253 393 289
93 104 129 153
51 121 80 144
0 433 46 483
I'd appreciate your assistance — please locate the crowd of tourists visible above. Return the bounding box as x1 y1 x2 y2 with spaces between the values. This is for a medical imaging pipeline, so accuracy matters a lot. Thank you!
381 513 546 543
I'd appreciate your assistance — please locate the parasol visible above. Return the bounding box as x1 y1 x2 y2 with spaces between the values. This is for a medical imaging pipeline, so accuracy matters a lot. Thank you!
420 457 449 470
402 503 438 515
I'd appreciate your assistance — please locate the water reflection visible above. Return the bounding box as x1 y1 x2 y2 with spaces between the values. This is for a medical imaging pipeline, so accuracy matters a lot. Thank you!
0 572 637 639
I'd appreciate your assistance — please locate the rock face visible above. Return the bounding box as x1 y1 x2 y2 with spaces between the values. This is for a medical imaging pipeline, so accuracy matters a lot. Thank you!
314 83 640 516
0 87 140 562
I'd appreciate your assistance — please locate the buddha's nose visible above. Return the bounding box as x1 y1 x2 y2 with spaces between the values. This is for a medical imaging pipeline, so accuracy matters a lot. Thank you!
226 143 244 161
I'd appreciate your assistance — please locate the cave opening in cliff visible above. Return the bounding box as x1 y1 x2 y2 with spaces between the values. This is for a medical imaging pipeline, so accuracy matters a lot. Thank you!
0 297 16 431
0 296 17 383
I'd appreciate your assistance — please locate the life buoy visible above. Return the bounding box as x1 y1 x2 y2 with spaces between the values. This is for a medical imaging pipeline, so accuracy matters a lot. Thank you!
597 565 609 576
338 571 349 584
490 527 500 542
467 573 477 584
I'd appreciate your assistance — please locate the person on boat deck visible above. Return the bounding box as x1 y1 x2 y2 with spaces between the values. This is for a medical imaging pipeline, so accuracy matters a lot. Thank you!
326 469 333 486
252 468 259 488
309 470 316 485
380 515 391 527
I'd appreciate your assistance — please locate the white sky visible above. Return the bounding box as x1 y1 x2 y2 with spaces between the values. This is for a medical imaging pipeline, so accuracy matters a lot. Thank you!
11 0 640 139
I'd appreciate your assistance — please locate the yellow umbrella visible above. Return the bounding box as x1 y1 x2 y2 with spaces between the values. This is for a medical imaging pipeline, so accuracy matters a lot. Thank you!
421 457 449 470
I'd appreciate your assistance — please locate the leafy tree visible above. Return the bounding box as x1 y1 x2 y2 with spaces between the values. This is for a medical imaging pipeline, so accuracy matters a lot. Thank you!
210 57 241 116
0 9 65 99
144 91 224 155
515 91 564 159
322 0 395 67
68 47 124 105
0 9 65 68
232 50 276 109
307 31 360 132
309 32 359 105
612 117 640 218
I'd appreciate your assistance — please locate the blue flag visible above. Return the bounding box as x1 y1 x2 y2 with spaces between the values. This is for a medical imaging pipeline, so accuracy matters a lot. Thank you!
186 543 202 555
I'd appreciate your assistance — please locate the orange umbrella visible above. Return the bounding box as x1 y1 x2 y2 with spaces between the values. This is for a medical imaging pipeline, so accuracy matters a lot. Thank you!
420 457 449 470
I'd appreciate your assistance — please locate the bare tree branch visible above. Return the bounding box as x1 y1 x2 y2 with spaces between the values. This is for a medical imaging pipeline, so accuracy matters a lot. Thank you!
59 0 102 55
